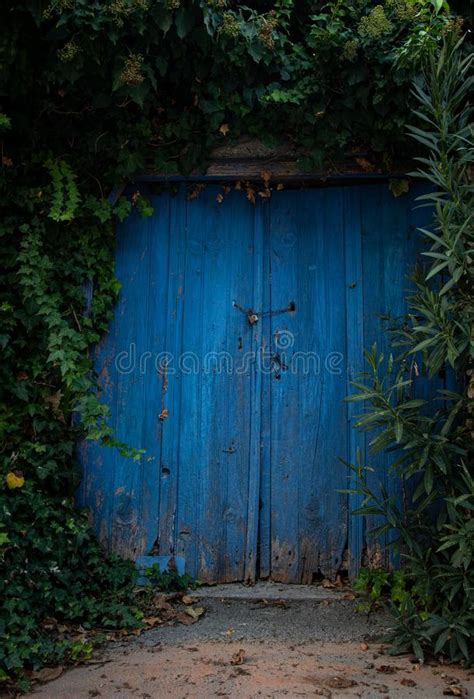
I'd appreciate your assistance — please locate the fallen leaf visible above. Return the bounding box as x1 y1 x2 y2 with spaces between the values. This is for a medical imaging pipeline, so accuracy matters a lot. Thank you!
182 594 194 605
321 578 336 588
144 616 162 627
401 678 417 687
175 612 195 626
377 665 400 674
441 674 461 684
443 687 467 697
360 642 369 651
156 596 172 608
184 606 205 620
231 648 246 665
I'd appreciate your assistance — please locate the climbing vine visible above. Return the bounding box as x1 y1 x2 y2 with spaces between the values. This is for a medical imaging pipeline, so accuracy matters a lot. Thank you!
0 0 470 687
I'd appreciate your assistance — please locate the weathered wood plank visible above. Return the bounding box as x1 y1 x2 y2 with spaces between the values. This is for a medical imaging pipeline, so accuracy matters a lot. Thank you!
266 189 348 582
344 186 366 578
244 197 264 584
176 187 257 582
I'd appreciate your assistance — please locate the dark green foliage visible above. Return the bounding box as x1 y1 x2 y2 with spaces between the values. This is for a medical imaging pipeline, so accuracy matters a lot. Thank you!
0 0 468 688
1 489 141 686
354 567 411 613
143 564 199 592
347 39 473 664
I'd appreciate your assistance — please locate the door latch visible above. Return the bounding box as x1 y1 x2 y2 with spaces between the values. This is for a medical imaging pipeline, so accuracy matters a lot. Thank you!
233 300 295 326
233 301 259 325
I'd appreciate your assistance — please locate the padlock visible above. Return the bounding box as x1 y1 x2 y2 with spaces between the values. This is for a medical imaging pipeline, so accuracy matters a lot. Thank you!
247 312 259 325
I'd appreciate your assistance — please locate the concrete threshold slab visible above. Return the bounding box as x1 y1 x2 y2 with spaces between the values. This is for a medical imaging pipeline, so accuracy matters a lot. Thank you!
188 580 348 601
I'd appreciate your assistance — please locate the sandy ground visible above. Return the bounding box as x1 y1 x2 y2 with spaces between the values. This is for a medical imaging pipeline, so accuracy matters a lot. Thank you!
26 586 473 698
28 640 473 699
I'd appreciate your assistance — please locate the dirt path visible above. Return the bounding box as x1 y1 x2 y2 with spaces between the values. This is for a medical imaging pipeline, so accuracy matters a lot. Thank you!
27 585 473 698
28 640 473 698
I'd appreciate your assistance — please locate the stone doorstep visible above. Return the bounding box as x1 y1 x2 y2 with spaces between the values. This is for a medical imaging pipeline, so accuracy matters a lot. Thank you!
187 581 349 601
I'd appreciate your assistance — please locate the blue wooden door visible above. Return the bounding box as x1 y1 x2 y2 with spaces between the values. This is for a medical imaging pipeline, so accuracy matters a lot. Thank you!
78 183 428 583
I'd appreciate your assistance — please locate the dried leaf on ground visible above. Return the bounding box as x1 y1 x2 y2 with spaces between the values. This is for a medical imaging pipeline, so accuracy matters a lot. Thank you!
321 578 336 589
443 686 467 697
401 678 417 687
230 648 246 665
144 616 162 627
175 612 196 626
184 606 205 620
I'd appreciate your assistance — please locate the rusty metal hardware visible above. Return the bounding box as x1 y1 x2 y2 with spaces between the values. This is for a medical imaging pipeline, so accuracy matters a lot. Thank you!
247 312 259 325
233 300 295 325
